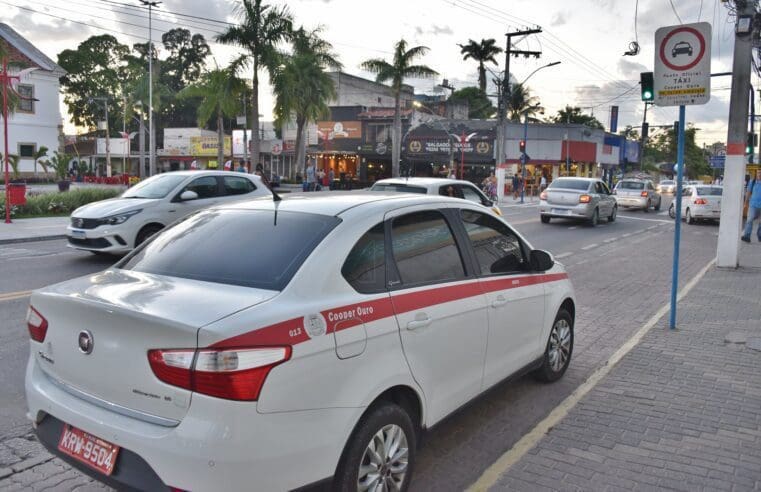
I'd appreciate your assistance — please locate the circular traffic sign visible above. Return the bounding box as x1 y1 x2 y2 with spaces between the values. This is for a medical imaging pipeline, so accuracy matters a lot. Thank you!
659 26 706 71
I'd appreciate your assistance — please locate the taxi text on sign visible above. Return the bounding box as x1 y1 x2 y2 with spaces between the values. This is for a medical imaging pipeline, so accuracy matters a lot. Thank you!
654 22 711 107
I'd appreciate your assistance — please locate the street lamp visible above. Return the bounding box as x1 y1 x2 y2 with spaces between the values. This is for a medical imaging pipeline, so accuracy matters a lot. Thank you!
516 61 560 204
412 101 458 177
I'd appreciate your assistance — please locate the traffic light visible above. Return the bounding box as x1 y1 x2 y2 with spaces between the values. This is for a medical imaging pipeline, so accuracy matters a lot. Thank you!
641 122 649 141
640 72 654 102
746 132 757 154
519 140 526 153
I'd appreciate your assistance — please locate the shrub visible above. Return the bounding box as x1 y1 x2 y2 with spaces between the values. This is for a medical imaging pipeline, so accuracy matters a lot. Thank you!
0 188 121 218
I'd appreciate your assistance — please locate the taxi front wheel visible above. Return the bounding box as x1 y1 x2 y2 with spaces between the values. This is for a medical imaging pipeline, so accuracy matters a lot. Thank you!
335 402 417 492
533 309 574 383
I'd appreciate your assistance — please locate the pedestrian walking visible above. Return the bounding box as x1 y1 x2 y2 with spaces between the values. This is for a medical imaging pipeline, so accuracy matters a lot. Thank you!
328 168 335 190
223 157 233 171
190 159 199 170
236 160 247 173
741 169 761 243
306 161 316 191
540 174 548 192
511 173 519 200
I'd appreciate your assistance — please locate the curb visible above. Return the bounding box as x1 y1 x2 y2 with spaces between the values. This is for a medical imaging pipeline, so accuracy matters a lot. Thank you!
0 234 67 246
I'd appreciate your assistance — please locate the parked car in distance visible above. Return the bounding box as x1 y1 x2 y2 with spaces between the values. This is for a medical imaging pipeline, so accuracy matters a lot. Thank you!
668 185 723 224
613 179 661 212
539 177 617 226
26 192 575 491
657 180 676 194
66 171 271 254
370 177 502 215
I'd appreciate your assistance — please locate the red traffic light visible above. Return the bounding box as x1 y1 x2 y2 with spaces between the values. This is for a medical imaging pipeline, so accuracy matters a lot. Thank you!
519 140 526 153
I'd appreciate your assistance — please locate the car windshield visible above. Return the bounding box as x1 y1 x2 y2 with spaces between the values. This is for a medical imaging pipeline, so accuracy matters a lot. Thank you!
617 181 645 190
661 181 675 185
118 209 341 290
548 178 590 191
696 186 723 196
370 183 427 194
122 174 187 199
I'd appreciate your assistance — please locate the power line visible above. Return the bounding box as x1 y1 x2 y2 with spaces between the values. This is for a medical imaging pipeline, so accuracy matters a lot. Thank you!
668 0 684 24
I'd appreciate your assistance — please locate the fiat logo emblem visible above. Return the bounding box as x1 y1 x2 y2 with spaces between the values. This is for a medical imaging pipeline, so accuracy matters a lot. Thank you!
78 330 94 354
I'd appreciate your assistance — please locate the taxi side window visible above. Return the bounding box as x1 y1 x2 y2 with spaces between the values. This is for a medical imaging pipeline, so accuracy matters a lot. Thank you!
222 176 256 195
461 185 485 205
460 210 526 275
341 223 386 293
391 211 466 286
185 176 219 198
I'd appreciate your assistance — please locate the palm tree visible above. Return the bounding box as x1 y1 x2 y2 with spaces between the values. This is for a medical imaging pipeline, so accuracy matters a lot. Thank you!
361 39 438 178
216 0 292 168
507 84 543 121
458 39 502 93
272 27 341 175
32 146 49 175
180 64 247 168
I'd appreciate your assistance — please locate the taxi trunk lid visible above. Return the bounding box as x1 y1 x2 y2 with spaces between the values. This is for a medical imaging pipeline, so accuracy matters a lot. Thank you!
546 188 584 206
30 269 277 423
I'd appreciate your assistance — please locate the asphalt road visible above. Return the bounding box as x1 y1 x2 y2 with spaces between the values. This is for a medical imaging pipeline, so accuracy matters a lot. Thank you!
0 192 725 490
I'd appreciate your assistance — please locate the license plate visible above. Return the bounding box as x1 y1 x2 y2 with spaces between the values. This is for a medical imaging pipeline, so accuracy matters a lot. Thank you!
552 208 571 215
70 230 86 239
58 424 119 476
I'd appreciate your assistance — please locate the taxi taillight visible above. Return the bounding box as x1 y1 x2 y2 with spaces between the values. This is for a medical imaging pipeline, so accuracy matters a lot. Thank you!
540 191 547 200
641 191 649 197
27 306 48 342
579 194 592 203
694 198 707 205
148 346 291 401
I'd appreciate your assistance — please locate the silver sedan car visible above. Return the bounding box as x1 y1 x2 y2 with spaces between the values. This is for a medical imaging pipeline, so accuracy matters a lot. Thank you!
539 177 617 226
613 179 662 212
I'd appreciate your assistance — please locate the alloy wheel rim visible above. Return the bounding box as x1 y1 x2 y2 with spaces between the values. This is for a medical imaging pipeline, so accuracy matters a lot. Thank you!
548 319 572 373
357 424 409 492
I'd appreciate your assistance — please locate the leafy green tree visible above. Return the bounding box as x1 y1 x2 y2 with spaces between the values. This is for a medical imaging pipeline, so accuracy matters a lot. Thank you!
643 126 709 178
507 84 543 121
362 39 438 177
49 151 73 181
448 87 495 119
458 39 502 93
57 35 131 129
216 0 293 167
273 27 341 172
550 105 604 130
32 146 49 175
180 65 247 167
161 29 211 91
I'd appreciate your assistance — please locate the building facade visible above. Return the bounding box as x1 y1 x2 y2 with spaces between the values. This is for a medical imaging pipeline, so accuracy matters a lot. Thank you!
0 24 65 178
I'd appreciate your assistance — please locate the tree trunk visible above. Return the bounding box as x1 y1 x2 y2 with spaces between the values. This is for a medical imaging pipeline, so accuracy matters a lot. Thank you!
139 115 146 178
478 62 486 93
392 91 401 178
251 61 261 170
295 115 306 178
217 109 224 170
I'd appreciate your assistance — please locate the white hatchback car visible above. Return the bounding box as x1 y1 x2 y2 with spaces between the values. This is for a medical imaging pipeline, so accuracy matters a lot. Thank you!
26 192 575 491
370 177 502 215
66 171 270 254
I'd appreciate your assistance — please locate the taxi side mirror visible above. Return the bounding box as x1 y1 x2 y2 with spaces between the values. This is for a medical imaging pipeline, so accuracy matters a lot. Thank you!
530 249 554 272
180 190 199 201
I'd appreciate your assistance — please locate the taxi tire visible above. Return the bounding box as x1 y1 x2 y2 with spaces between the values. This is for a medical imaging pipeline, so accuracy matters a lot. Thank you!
541 215 551 224
608 205 617 223
654 199 661 211
334 402 416 492
135 224 163 247
686 208 694 225
533 309 574 383
588 208 599 227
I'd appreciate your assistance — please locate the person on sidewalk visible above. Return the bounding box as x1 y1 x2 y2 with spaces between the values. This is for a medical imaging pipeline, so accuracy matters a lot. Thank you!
742 169 761 243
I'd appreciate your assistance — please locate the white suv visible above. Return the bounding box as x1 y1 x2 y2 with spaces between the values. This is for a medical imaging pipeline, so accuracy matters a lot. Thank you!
27 192 575 491
66 171 270 254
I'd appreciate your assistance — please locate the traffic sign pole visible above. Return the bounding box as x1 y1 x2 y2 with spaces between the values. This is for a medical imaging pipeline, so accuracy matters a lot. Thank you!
670 105 686 330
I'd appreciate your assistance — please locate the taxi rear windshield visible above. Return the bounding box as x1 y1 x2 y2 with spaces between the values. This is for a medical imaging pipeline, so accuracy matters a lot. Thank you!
549 178 590 191
370 183 427 194
118 209 340 290
618 181 645 190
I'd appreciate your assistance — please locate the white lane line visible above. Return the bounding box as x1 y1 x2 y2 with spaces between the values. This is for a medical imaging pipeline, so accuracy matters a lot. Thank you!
466 256 717 492
0 290 33 302
603 237 619 243
567 226 578 230
617 215 674 224
554 252 573 259
646 225 659 231
581 243 599 250
621 232 633 238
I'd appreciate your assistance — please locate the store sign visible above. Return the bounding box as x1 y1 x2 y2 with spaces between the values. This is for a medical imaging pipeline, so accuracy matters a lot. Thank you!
190 136 231 156
407 139 491 155
316 121 362 140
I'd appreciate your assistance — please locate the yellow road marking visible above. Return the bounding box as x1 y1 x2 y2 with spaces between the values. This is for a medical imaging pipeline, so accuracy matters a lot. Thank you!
467 257 717 491
0 290 33 302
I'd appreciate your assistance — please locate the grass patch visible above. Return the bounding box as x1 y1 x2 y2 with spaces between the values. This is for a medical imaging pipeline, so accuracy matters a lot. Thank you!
0 188 121 219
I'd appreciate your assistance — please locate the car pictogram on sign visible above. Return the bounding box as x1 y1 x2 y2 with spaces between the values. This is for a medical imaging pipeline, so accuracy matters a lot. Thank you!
671 41 693 58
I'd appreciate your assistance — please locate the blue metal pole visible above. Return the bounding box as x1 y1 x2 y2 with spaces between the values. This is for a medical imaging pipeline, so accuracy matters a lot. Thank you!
520 112 528 204
669 105 686 330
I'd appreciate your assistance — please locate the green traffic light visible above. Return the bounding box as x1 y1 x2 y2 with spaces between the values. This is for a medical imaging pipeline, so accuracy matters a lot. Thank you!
643 91 652 100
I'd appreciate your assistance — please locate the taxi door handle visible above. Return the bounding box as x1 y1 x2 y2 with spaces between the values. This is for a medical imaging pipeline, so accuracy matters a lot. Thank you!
407 317 432 331
491 296 508 308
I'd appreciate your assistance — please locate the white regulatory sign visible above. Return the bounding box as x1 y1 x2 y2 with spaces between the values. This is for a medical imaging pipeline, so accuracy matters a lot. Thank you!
654 22 711 107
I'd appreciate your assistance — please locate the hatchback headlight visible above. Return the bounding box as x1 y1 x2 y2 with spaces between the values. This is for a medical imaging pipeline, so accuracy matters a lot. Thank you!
98 209 142 226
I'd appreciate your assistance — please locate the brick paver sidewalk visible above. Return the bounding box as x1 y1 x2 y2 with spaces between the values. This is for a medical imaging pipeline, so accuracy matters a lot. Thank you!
493 248 761 491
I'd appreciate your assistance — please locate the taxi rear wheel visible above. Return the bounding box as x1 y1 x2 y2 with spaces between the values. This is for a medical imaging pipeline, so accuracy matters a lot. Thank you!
533 309 574 383
335 402 416 492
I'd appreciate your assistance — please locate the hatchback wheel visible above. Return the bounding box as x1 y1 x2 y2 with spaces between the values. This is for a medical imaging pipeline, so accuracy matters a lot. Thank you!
534 309 574 383
588 208 599 227
608 205 617 223
335 403 416 492
135 224 163 247
654 198 661 211
541 215 551 224
686 208 694 225
643 200 650 213
668 203 675 219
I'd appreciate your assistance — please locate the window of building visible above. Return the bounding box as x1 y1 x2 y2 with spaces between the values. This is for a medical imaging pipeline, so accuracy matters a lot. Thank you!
18 143 36 158
342 223 386 293
391 211 465 286
17 84 34 113
367 123 391 144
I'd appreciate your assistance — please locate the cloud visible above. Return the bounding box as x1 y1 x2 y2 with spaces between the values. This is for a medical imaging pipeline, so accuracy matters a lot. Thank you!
2 9 91 44
413 24 453 37
550 12 567 27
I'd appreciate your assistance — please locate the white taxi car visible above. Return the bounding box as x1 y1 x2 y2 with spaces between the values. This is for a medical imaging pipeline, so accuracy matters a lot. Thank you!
370 177 502 215
26 192 575 491
67 171 270 254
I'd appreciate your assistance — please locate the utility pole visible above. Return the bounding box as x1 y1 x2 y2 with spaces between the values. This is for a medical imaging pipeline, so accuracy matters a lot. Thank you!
243 92 249 166
139 0 161 176
497 27 542 170
92 97 111 177
717 0 756 268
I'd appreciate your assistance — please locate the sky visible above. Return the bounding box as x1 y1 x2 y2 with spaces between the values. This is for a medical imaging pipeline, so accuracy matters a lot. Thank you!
0 0 747 146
